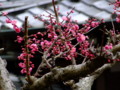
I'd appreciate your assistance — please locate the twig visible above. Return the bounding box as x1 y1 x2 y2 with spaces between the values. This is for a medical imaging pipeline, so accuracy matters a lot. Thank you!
82 56 88 63
23 42 120 89
24 16 31 84
111 17 115 33
52 0 59 24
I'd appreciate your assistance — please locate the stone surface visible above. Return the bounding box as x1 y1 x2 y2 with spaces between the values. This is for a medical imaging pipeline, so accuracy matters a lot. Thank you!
28 7 44 15
93 1 110 9
56 4 70 15
94 11 111 21
71 13 89 23
75 3 101 16
0 0 116 29
16 12 44 28
81 0 97 5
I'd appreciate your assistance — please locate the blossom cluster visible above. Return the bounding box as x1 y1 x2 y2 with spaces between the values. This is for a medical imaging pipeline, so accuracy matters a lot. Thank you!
112 0 120 23
2 12 22 33
2 0 120 75
15 8 107 74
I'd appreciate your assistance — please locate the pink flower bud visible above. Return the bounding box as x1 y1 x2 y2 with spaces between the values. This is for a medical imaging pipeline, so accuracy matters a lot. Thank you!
11 20 17 25
116 17 120 23
62 16 68 21
70 10 74 13
19 63 26 68
21 68 26 74
2 12 8 16
77 34 86 42
13 25 21 33
6 19 12 23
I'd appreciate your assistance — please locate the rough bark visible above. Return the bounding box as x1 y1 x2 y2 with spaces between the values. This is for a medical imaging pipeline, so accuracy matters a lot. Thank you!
72 63 115 90
0 57 16 90
23 56 107 90
23 44 120 90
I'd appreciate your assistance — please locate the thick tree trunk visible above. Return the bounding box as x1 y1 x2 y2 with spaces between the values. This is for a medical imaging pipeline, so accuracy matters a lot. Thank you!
0 57 16 90
22 44 120 90
72 63 115 90
73 76 96 90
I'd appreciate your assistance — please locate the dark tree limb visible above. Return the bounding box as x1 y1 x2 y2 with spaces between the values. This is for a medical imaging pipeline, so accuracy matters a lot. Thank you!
22 44 120 90
71 62 115 90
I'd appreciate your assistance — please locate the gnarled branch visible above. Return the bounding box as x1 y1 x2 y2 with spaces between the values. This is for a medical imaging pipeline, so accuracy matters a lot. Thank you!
23 44 120 90
0 57 16 90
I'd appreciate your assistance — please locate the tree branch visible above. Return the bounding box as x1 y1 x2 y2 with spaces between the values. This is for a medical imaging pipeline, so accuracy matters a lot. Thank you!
23 43 120 90
72 62 116 90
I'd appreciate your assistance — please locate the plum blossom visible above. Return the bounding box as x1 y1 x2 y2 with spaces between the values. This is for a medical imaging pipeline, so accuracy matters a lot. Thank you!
6 19 12 23
72 24 79 30
104 43 113 50
3 12 22 33
91 22 100 27
5 18 22 33
18 53 27 60
17 36 23 43
21 68 26 74
70 10 74 13
19 62 26 68
70 47 76 53
62 16 68 21
13 25 22 33
11 20 17 25
2 12 8 16
29 44 38 53
77 33 86 42
116 15 120 23
15 1 120 76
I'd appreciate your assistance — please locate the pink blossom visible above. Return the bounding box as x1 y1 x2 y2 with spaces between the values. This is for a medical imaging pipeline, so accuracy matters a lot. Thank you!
37 32 44 36
116 16 120 23
11 20 17 25
70 47 76 53
91 22 100 27
13 25 21 33
70 10 74 13
29 67 33 73
44 40 52 46
17 36 23 43
30 44 38 49
108 59 111 63
40 41 44 46
21 68 26 74
5 18 21 33
70 30 76 36
48 33 52 38
6 19 12 23
62 16 68 21
66 55 72 60
29 44 38 53
19 62 26 68
54 35 58 39
104 43 113 50
46 25 53 29
18 53 27 60
2 12 8 16
31 64 34 68
72 24 79 30
77 33 86 42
